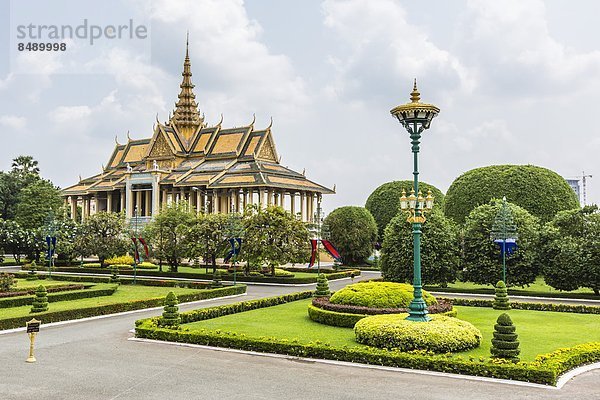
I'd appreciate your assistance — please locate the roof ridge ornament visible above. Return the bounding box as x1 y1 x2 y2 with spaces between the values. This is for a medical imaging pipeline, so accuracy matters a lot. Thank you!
410 78 420 103
267 116 273 130
115 135 120 146
127 130 131 141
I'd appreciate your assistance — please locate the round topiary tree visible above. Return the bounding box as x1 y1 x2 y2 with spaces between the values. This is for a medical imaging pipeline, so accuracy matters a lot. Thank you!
160 291 180 328
329 281 437 308
365 180 445 240
490 313 520 362
30 285 48 313
540 206 600 294
354 314 481 353
444 165 579 224
461 200 540 287
324 206 377 266
380 209 460 287
314 273 330 297
493 281 511 310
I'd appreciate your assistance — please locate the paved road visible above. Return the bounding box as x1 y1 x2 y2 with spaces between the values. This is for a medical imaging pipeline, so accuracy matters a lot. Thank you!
1 273 599 399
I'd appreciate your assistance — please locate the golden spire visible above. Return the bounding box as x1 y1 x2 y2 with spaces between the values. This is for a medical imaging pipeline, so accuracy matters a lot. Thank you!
170 32 205 140
410 78 420 103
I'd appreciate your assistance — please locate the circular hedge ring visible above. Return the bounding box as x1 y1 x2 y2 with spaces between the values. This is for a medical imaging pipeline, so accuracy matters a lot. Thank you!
329 281 437 309
354 314 482 353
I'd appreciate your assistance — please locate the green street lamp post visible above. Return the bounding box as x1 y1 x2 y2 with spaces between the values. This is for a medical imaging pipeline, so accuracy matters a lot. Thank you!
391 80 440 322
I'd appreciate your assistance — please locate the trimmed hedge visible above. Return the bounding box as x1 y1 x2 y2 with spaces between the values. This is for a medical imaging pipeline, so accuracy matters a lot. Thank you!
354 314 482 353
0 284 118 308
0 285 246 331
307 303 459 328
444 165 578 223
312 296 453 316
49 267 360 284
444 297 600 314
0 284 86 298
330 282 436 308
365 180 445 240
135 294 600 384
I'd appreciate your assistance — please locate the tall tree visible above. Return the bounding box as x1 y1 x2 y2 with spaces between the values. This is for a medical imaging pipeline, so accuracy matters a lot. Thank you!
243 205 309 276
14 179 62 231
144 203 195 272
79 212 128 266
187 213 229 271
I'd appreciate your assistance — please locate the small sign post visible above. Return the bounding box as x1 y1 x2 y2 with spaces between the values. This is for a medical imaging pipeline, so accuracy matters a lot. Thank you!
26 318 41 363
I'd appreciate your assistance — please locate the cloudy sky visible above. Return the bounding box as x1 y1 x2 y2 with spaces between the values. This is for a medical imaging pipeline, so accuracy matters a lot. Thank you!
0 0 598 213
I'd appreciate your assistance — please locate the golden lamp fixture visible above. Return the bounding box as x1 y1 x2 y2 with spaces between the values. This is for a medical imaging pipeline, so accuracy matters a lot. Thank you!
399 188 434 224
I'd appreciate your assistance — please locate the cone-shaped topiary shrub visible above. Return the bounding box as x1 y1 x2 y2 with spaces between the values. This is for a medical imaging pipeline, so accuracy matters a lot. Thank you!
160 291 180 328
110 266 120 283
212 270 223 288
31 285 48 313
27 261 38 281
491 313 520 362
493 280 511 310
314 274 330 297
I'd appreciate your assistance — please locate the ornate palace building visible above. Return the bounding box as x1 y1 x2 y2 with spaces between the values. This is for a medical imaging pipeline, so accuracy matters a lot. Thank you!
62 41 334 223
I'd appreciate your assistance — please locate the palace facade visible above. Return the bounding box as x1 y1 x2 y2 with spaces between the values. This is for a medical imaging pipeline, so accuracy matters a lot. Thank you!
62 41 334 223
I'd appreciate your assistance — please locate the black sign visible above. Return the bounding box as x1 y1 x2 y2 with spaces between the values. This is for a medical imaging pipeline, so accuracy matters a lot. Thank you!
26 322 40 333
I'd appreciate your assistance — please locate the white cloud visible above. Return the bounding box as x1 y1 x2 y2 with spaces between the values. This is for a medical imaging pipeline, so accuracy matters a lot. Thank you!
49 105 92 124
0 115 27 130
150 0 308 124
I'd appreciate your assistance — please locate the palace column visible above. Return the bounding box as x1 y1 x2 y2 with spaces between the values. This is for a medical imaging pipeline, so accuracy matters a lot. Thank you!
106 191 113 213
307 192 314 222
300 192 306 222
290 192 296 216
125 180 132 218
243 189 249 210
135 190 142 216
212 190 218 214
144 190 151 216
120 190 125 213
70 196 77 221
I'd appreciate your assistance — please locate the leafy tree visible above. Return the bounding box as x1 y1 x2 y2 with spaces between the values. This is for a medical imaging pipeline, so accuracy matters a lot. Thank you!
14 179 62 231
79 212 129 267
461 200 540 287
187 213 229 271
444 165 579 223
365 180 444 241
324 206 377 266
0 219 32 263
540 206 600 294
11 155 40 177
54 212 80 263
0 172 20 220
380 208 460 287
243 205 309 276
144 203 195 272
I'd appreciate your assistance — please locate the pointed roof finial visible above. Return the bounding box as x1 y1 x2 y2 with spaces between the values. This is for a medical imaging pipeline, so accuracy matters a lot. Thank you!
171 32 204 139
115 135 120 146
410 78 420 103
267 116 273 130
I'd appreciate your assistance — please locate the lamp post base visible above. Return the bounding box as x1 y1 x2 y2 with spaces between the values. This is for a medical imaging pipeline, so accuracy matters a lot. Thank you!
405 298 431 322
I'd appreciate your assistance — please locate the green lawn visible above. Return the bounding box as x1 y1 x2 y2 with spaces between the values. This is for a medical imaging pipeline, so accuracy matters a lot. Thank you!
1 284 201 319
183 299 600 361
13 279 84 290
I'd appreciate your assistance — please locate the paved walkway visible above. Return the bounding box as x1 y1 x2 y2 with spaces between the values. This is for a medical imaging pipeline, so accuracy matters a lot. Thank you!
0 274 599 399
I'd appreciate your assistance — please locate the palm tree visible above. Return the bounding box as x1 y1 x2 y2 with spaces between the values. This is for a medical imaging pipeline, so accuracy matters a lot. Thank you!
11 155 40 176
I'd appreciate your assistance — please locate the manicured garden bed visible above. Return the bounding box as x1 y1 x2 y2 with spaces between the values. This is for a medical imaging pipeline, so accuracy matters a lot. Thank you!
0 280 246 330
44 266 360 284
135 293 600 385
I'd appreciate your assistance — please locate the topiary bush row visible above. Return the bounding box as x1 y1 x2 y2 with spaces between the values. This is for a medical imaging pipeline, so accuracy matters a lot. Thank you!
0 284 86 298
444 297 600 314
354 314 482 353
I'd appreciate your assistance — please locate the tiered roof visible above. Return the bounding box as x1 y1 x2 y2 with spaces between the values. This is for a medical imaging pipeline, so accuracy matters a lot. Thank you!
63 40 333 197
